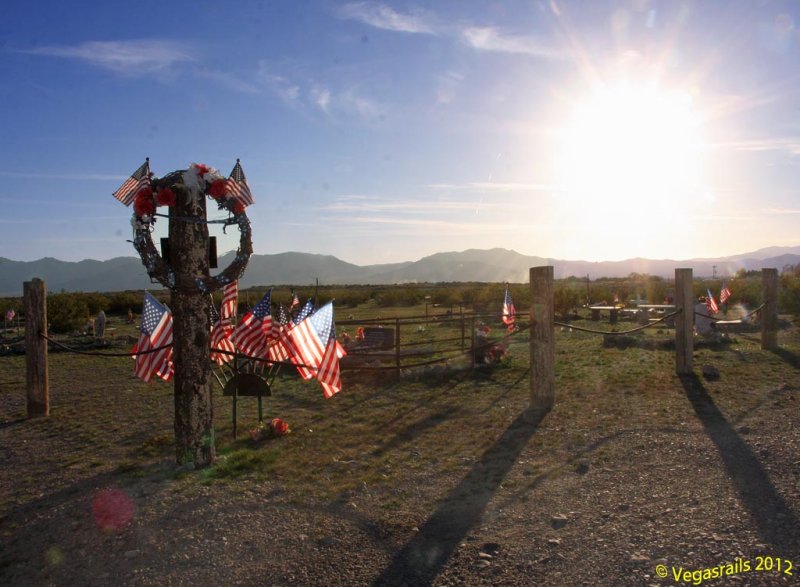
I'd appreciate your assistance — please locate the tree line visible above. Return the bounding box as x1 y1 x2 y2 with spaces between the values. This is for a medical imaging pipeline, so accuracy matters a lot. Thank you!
1 266 798 334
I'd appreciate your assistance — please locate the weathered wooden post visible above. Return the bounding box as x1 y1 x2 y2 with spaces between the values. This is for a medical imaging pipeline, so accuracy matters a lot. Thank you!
120 160 253 468
395 317 401 377
169 185 216 466
24 278 48 417
530 266 554 409
674 268 694 375
761 268 778 351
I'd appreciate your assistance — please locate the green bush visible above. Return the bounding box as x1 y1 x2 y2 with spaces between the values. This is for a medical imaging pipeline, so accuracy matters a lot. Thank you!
47 293 90 333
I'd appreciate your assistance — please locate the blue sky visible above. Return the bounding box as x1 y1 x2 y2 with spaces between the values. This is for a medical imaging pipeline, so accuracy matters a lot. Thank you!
1 0 799 265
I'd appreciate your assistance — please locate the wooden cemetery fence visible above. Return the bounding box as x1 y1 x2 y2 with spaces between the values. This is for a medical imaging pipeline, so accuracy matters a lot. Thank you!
338 309 531 377
15 267 782 417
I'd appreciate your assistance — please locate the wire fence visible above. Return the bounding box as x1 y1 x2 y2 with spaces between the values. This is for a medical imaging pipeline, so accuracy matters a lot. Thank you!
3 301 771 381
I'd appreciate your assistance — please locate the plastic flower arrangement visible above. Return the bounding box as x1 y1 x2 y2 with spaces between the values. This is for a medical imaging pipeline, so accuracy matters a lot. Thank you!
249 418 291 442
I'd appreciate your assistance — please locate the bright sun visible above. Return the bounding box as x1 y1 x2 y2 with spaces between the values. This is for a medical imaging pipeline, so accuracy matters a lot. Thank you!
553 80 709 258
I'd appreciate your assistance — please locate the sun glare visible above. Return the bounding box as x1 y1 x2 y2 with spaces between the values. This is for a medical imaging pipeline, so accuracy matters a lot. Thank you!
553 81 709 258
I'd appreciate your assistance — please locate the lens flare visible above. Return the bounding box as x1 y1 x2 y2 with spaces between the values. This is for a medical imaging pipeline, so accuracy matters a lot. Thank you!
91 488 135 533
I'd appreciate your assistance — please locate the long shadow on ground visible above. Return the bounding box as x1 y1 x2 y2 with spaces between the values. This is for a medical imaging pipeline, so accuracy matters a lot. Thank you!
372 405 548 587
680 374 800 557
770 347 800 371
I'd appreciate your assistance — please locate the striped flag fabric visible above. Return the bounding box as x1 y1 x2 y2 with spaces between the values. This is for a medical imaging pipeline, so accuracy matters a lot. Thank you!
113 159 151 206
268 304 292 363
231 289 273 358
290 291 300 310
315 306 347 398
210 281 238 365
720 283 731 304
706 289 719 315
133 292 173 382
282 302 346 395
502 286 516 328
284 299 317 379
226 159 254 207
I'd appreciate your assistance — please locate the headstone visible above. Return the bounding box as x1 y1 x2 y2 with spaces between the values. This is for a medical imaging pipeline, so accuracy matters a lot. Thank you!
95 310 106 338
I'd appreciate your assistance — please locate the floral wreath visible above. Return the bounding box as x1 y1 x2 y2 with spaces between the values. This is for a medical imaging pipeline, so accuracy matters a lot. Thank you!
131 163 253 294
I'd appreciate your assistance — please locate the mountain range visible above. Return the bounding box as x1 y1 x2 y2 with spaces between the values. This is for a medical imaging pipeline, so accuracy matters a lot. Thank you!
1 246 798 296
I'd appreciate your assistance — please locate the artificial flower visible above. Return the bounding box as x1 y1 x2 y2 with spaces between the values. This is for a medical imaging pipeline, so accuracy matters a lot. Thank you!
232 200 245 214
208 179 228 200
271 418 290 436
134 189 155 217
155 187 177 207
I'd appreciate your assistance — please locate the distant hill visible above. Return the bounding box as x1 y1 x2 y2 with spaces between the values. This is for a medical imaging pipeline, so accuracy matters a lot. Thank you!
1 246 799 296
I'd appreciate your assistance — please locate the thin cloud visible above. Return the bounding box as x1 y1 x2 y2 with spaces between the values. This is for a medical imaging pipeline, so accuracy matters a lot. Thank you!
324 199 496 213
23 40 193 75
428 181 555 192
0 171 125 181
339 2 436 34
460 26 564 59
709 138 800 155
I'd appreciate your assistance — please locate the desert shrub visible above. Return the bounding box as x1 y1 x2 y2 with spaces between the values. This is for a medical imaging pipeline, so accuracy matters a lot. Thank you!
47 292 90 333
779 266 800 316
108 291 142 314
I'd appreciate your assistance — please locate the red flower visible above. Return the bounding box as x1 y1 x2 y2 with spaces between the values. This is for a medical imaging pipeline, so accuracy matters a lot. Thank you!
194 163 211 175
208 179 228 200
134 188 155 217
232 200 245 214
155 187 176 207
271 418 289 437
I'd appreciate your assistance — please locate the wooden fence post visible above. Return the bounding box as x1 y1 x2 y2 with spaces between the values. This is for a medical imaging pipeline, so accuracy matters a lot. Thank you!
24 278 49 417
761 268 778 351
395 317 401 377
170 192 215 468
674 268 694 375
530 266 554 409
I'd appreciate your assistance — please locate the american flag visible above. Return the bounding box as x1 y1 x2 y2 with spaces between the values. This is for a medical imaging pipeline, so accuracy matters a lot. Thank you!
285 299 317 379
315 306 347 398
502 286 516 328
282 302 346 394
268 303 292 363
720 283 731 304
210 281 238 365
133 292 173 382
706 289 719 315
293 299 314 324
231 289 273 358
290 291 300 310
113 159 151 206
226 159 254 207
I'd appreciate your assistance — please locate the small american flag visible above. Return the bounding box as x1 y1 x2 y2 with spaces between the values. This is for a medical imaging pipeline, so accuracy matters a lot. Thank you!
231 289 273 358
113 159 151 206
706 289 719 315
314 305 347 398
720 283 731 304
290 291 300 310
210 281 238 365
268 303 292 363
226 159 254 207
133 292 173 382
283 302 347 397
293 299 314 324
502 286 516 328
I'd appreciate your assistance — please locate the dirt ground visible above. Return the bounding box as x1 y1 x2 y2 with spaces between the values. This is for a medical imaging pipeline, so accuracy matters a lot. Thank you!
1 326 799 586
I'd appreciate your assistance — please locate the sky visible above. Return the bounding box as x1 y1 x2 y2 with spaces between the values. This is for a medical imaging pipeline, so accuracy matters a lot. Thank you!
1 0 799 266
